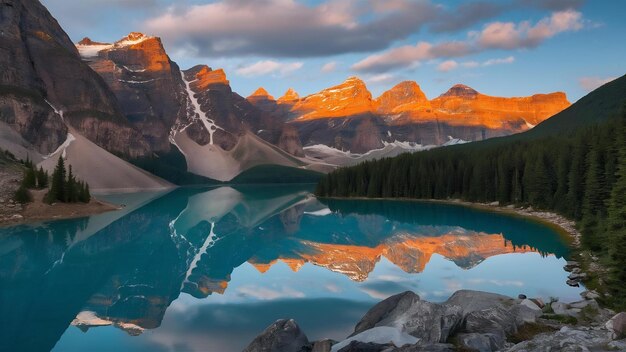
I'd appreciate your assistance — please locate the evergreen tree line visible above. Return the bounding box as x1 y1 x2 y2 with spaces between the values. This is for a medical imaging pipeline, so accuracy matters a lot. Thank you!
316 107 626 307
14 156 91 204
14 156 49 204
45 157 91 204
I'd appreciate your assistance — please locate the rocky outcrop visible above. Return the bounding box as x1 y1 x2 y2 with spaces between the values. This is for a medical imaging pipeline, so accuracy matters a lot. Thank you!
352 291 463 343
0 0 149 157
246 290 626 352
243 319 310 352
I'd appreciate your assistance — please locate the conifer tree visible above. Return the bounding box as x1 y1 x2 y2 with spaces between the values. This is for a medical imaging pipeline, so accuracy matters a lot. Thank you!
22 167 36 189
46 157 66 203
36 167 48 189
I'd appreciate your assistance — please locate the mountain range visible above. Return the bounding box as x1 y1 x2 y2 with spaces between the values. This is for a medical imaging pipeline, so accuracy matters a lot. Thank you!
0 0 572 190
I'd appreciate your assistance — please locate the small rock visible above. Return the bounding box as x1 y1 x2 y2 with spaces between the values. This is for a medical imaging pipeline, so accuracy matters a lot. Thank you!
521 299 541 311
312 339 335 352
569 299 599 310
488 201 499 206
580 290 601 300
551 302 569 316
566 279 580 287
518 294 527 299
243 319 309 352
568 272 587 281
606 312 626 340
10 214 23 219
530 298 545 308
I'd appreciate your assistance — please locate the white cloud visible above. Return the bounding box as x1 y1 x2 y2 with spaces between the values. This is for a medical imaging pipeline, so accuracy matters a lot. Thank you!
579 76 617 92
483 56 515 66
236 60 303 77
477 9 583 49
437 60 459 72
321 61 337 73
353 10 584 73
368 73 396 83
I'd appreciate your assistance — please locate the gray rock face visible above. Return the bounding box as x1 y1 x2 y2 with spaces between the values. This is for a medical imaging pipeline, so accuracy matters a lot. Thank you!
445 290 515 315
337 341 392 352
456 333 502 352
506 326 613 351
392 343 455 352
606 312 626 340
351 291 463 343
82 34 187 153
243 319 310 352
0 0 149 157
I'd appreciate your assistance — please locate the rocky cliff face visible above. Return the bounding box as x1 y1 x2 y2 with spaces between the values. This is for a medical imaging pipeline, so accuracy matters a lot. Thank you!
77 34 305 180
0 0 149 157
77 33 187 152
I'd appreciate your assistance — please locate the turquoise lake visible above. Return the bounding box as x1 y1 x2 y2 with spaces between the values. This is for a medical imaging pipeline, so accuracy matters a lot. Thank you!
0 185 583 352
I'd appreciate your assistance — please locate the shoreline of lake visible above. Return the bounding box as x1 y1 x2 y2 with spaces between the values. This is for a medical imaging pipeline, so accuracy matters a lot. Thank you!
0 189 120 228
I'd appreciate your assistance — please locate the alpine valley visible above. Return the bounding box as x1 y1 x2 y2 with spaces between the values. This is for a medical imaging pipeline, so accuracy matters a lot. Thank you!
0 0 572 189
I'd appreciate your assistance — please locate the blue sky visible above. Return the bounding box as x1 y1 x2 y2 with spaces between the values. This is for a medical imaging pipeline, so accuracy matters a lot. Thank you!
42 0 625 102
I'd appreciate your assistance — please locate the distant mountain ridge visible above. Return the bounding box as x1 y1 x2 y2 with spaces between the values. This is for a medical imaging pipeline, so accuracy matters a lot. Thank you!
0 0 576 189
247 77 570 153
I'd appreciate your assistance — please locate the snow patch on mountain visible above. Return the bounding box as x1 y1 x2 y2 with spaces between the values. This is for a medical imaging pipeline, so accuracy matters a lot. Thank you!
180 71 224 145
442 136 471 146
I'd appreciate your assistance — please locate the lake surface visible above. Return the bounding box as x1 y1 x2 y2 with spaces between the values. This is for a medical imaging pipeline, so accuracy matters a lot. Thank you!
0 185 583 352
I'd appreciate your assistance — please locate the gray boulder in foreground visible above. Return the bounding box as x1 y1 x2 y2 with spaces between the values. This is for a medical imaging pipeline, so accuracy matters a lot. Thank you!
607 312 626 340
243 319 309 352
350 291 463 343
245 290 626 352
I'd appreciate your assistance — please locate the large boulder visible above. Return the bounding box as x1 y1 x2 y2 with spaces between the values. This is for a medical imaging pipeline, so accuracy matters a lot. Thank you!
351 291 463 343
445 290 514 315
606 312 626 340
332 327 418 352
243 319 310 352
455 333 502 352
507 326 612 351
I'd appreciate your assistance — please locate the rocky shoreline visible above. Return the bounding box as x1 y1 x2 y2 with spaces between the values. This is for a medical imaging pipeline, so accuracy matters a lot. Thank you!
243 290 626 352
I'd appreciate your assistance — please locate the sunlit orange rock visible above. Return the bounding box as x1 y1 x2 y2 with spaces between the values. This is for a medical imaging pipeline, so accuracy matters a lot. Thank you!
288 77 377 120
375 81 431 115
375 83 570 129
247 87 275 103
280 77 569 133
277 88 300 105
192 66 230 90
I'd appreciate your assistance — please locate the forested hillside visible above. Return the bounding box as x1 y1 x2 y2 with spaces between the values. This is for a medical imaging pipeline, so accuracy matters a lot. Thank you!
316 79 626 308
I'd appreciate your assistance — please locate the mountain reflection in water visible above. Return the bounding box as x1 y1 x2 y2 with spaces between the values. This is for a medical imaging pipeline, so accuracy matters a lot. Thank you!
0 185 578 352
